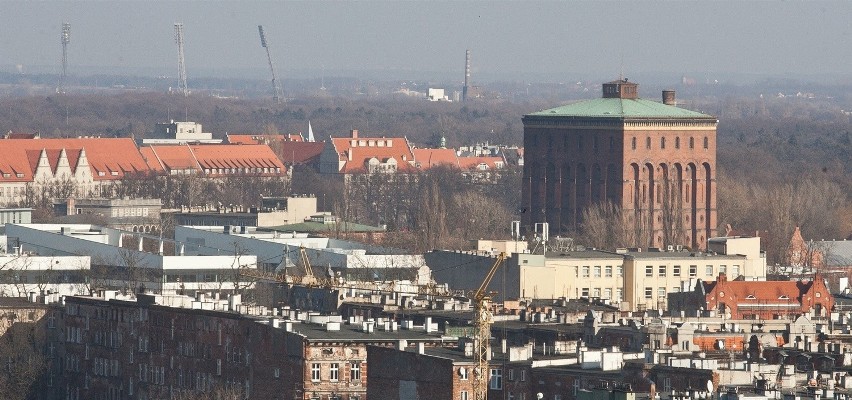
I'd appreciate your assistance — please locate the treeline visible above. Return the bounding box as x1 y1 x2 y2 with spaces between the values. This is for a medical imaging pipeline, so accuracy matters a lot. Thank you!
0 89 849 259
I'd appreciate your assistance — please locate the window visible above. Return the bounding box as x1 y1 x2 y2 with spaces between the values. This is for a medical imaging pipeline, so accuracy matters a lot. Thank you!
645 266 653 277
705 265 714 276
460 392 469 400
581 288 590 297
646 137 651 149
520 369 526 382
602 266 611 278
616 266 623 277
689 265 697 277
330 363 339 382
508 369 514 381
645 287 653 299
661 137 666 149
732 265 740 277
703 137 709 149
690 137 695 149
350 362 361 381
459 367 468 380
604 288 612 299
658 266 666 277
490 368 503 390
582 266 590 278
593 288 601 298
673 265 681 276
631 137 637 150
575 267 579 278
577 136 583 151
311 363 320 381
675 137 680 149
719 265 727 274
616 288 623 301
658 287 666 298
593 266 601 278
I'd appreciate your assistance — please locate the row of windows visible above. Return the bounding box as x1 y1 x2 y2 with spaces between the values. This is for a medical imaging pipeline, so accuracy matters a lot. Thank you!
577 265 622 278
645 287 681 299
310 362 361 382
644 264 740 278
580 287 623 301
631 136 709 150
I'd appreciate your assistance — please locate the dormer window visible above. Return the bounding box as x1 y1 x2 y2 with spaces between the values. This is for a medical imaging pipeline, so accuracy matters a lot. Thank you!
779 295 789 300
746 295 756 300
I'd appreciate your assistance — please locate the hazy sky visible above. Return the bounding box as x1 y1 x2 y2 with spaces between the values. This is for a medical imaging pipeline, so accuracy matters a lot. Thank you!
3 1 852 80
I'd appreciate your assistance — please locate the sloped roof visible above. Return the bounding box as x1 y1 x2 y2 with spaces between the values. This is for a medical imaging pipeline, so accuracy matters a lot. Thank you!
413 148 459 169
457 156 504 170
142 144 286 175
277 142 326 165
527 98 714 119
0 138 148 181
330 136 415 173
703 277 814 304
226 133 304 145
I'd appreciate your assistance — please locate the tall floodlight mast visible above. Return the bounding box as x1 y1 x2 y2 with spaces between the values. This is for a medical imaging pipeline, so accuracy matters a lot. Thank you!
258 25 283 103
60 23 71 92
463 49 471 102
174 23 188 97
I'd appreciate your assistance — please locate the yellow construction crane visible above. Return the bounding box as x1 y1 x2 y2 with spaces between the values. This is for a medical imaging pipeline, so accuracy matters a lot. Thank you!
473 252 506 400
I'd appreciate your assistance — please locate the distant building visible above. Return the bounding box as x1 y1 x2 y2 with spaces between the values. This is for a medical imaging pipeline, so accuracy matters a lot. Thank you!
227 133 325 168
171 195 317 228
427 88 449 101
428 236 766 312
53 197 161 233
141 120 221 144
522 80 718 249
140 144 286 177
0 253 90 296
0 137 152 202
0 207 32 226
319 130 415 174
668 273 833 320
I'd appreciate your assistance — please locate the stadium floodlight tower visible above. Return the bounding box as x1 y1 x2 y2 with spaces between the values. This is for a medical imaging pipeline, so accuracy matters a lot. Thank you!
60 22 71 92
258 25 283 103
174 23 189 97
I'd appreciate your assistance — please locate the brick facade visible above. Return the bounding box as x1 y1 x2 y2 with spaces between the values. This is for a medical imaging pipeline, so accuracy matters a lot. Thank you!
522 81 718 249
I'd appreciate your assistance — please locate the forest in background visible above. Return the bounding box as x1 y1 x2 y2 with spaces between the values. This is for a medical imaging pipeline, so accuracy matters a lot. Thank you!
0 82 849 264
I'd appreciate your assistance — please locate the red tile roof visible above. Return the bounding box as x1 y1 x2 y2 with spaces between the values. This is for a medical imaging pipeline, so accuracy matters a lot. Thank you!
226 133 304 144
457 156 505 170
142 144 286 176
0 138 149 182
277 142 325 165
413 148 459 169
329 134 416 173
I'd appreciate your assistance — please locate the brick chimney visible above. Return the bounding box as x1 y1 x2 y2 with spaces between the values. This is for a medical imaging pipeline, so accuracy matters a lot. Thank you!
662 90 676 106
717 272 727 283
351 129 359 139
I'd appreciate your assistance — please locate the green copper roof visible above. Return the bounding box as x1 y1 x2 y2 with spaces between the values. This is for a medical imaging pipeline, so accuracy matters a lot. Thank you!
527 98 713 119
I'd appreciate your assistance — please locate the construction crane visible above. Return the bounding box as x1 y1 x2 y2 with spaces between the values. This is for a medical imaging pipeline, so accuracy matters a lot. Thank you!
258 25 283 103
472 252 506 400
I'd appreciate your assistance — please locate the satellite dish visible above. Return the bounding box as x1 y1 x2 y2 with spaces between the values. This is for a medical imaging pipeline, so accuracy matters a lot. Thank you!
707 380 714 393
537 394 544 400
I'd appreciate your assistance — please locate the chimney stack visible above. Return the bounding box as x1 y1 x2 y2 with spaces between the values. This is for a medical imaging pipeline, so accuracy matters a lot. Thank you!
351 129 359 139
662 90 676 106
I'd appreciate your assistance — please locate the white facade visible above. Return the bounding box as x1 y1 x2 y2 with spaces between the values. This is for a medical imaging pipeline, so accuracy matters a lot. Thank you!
5 224 257 294
0 253 91 297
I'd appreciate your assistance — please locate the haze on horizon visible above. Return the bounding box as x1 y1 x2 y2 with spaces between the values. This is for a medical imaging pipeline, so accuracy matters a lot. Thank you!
2 1 852 83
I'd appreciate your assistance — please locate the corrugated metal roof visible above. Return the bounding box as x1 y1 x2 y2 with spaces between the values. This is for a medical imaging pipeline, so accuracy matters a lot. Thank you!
527 98 713 119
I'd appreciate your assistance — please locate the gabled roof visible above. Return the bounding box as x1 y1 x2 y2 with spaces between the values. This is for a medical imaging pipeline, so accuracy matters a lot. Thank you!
0 138 148 181
703 276 817 305
277 142 326 165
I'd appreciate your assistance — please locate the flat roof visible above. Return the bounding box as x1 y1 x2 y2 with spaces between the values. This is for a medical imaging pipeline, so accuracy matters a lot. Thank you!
526 98 715 119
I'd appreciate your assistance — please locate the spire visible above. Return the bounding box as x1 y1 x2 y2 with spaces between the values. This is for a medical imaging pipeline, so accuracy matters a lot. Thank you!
307 121 315 142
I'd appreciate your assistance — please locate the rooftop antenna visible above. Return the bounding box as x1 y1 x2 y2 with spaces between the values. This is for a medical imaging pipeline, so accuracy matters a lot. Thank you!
463 49 471 102
174 23 188 97
320 64 326 91
619 53 625 81
60 22 71 93
258 25 283 103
